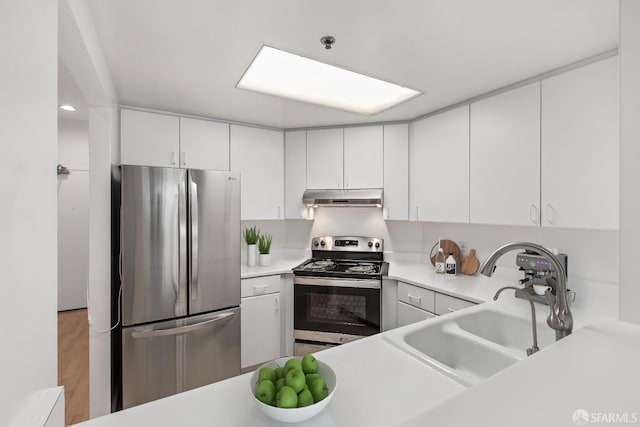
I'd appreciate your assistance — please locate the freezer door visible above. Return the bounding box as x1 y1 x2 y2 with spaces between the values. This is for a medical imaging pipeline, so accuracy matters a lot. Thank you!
188 170 241 314
120 166 188 326
121 307 241 409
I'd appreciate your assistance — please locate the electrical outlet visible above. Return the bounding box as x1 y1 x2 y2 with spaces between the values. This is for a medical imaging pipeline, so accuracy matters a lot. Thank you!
88 314 93 325
459 241 468 255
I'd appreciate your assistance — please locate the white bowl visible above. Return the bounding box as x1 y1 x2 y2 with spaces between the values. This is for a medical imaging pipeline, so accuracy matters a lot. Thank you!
249 356 337 423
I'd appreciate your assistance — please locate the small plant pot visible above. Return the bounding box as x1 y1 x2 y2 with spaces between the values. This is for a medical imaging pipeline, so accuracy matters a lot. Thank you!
259 253 271 267
247 244 257 267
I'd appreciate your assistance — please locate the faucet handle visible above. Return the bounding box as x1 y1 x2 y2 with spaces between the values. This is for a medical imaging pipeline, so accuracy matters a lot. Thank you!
544 289 564 330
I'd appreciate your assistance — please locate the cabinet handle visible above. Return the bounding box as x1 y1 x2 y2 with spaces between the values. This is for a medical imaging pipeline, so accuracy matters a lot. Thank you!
336 177 341 188
346 176 349 188
275 296 279 312
546 204 554 225
181 151 186 166
447 306 456 313
416 206 419 220
253 285 267 295
529 204 538 225
170 151 176 166
408 294 422 306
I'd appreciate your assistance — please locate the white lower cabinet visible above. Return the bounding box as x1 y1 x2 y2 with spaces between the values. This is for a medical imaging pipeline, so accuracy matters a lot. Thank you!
241 276 282 368
397 301 436 327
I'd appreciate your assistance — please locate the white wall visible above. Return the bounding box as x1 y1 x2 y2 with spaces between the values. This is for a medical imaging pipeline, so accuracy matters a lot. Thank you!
271 209 619 285
0 1 59 425
58 118 89 310
619 0 640 323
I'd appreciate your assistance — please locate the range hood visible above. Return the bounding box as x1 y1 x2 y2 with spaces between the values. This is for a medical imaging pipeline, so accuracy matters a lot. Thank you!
302 189 383 207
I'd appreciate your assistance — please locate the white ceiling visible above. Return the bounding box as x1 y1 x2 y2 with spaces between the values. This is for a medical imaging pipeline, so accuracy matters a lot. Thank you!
85 0 618 129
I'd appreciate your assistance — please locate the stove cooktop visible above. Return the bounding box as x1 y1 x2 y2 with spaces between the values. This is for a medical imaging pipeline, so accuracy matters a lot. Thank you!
293 258 389 279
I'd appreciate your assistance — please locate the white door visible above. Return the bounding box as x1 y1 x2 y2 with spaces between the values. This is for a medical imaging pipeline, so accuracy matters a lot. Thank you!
306 128 343 189
285 131 308 219
230 125 284 220
57 172 89 311
179 117 229 170
470 83 541 227
383 124 409 220
344 126 383 189
120 109 180 167
410 105 469 223
541 56 619 230
241 293 281 368
397 301 435 328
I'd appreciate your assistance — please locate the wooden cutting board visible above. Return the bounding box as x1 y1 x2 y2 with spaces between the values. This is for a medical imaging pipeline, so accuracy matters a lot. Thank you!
460 249 480 275
430 239 461 266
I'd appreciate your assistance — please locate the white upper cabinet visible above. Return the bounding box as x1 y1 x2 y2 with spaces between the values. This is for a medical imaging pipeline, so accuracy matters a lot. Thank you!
306 128 344 189
410 105 470 223
230 125 284 220
541 56 619 230
344 126 383 189
285 131 308 219
383 124 409 220
179 117 229 170
470 83 541 227
121 109 180 167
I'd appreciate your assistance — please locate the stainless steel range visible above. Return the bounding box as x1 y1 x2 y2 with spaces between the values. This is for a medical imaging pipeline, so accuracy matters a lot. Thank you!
292 236 388 355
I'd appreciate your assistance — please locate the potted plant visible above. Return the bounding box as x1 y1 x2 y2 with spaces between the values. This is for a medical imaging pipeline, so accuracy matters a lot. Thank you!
243 226 260 267
258 233 272 267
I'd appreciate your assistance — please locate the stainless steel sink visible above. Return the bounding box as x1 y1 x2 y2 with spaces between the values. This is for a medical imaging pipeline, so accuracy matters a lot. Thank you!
382 304 557 387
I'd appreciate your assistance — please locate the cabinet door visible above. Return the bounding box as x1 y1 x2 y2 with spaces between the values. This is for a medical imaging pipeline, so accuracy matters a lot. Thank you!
306 128 343 189
541 56 619 230
410 105 469 223
344 126 383 189
120 109 179 167
285 131 308 219
230 125 284 220
397 301 435 328
470 83 541 227
241 293 281 368
179 117 229 170
383 124 409 220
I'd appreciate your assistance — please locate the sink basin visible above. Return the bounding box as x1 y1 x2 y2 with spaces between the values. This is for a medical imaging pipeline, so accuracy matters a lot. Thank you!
382 305 557 387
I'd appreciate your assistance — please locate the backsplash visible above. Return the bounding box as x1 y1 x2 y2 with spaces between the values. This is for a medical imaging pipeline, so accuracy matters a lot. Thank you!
242 208 619 285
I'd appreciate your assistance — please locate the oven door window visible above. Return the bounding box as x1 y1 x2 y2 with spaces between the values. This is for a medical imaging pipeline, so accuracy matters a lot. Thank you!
294 284 380 337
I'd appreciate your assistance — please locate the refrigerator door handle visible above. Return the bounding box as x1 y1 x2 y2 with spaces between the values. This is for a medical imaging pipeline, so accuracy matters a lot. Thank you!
177 175 187 317
189 174 199 302
130 312 235 339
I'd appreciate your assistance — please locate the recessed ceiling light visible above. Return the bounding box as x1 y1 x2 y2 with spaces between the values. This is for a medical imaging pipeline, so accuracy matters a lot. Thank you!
236 46 422 115
59 105 77 112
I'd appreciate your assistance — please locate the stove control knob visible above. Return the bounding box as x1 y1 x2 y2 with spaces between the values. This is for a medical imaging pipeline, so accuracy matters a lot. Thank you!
320 240 326 247
368 241 373 248
375 242 380 249
313 241 319 247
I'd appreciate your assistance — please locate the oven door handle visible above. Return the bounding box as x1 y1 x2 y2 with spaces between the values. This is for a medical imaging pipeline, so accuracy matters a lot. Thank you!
293 276 381 289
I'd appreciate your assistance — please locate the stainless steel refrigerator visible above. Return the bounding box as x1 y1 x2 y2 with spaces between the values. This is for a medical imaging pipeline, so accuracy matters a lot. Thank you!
112 165 241 410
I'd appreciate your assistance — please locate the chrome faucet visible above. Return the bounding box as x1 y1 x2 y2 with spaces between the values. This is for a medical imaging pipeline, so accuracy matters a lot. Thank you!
494 286 539 355
480 242 573 341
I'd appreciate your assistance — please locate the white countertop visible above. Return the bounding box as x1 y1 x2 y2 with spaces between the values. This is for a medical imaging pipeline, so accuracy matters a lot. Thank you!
77 256 625 427
240 251 308 278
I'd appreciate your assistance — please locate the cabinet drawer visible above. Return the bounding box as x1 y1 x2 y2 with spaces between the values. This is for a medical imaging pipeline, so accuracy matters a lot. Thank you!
241 275 281 297
397 301 436 328
434 293 476 315
397 282 435 312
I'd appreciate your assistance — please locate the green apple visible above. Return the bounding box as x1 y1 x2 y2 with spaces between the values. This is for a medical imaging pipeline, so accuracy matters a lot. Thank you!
275 386 298 408
275 377 285 392
255 380 276 405
305 373 321 386
258 367 276 384
301 354 318 374
297 388 314 407
309 378 329 402
285 368 306 393
284 358 302 374
274 367 285 380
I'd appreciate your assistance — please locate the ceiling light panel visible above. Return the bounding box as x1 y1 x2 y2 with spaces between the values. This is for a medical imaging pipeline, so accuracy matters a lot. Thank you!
237 46 422 115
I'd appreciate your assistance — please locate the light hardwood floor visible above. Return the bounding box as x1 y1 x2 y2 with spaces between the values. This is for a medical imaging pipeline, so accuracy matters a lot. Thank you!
58 309 90 426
